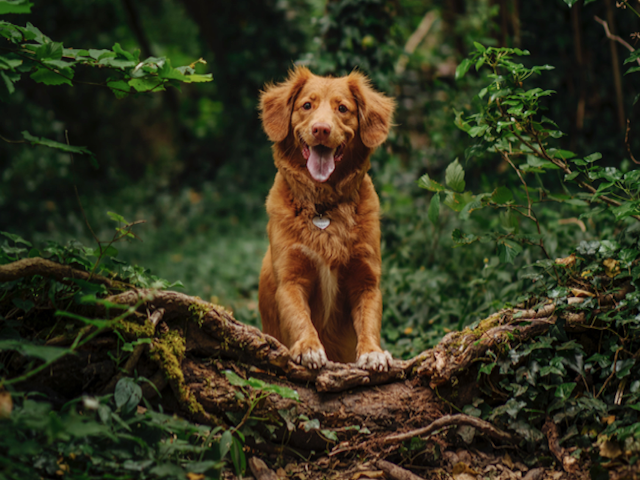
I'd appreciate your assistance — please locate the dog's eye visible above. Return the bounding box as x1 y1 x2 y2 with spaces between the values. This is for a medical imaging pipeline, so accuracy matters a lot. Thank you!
338 105 348 113
303 102 312 110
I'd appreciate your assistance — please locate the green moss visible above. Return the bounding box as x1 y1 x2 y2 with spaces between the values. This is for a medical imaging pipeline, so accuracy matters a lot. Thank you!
115 316 156 338
151 329 205 415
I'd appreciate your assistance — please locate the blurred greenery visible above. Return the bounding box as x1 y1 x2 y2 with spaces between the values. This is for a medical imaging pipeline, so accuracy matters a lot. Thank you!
2 0 639 361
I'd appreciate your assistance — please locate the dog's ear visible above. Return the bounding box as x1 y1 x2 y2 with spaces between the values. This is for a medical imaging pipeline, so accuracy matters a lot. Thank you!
348 72 395 148
260 66 312 142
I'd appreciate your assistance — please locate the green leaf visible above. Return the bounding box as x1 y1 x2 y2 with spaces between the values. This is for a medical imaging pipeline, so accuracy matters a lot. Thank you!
428 193 440 225
554 382 576 401
35 42 63 61
149 464 185 478
98 56 136 69
0 0 33 14
417 174 445 192
455 58 473 80
1 231 31 246
114 377 142 414
445 159 466 193
219 430 233 458
616 359 635 379
320 429 339 442
128 77 165 93
452 229 478 245
468 125 488 138
107 211 128 224
112 42 136 62
30 66 73 86
497 238 522 264
491 186 513 204
21 131 95 160
0 339 71 362
473 42 486 53
183 73 213 83
584 152 602 163
107 79 132 99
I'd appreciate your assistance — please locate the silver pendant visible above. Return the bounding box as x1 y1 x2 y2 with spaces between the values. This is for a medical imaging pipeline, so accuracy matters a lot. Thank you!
312 215 330 230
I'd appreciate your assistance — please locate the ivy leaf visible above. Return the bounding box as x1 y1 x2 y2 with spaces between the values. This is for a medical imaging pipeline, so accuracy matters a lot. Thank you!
445 159 466 193
554 382 576 401
114 378 142 414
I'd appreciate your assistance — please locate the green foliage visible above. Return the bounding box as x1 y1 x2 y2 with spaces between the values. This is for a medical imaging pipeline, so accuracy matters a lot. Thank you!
437 40 640 468
0 384 226 479
0 8 210 161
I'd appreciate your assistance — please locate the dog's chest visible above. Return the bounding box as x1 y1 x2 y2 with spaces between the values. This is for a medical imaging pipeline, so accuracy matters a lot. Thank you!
296 203 358 267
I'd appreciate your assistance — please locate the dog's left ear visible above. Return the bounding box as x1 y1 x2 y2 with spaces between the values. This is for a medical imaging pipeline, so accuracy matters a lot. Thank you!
348 72 395 148
260 66 312 142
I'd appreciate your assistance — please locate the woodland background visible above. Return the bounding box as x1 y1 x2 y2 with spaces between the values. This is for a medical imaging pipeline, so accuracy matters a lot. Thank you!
1 0 640 479
3 0 639 359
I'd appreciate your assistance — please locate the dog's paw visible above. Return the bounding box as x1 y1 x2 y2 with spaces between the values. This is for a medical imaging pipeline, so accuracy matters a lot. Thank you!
356 350 393 372
290 341 328 370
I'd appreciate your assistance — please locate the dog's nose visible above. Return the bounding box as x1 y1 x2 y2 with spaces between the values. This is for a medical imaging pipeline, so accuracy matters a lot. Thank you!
312 122 331 142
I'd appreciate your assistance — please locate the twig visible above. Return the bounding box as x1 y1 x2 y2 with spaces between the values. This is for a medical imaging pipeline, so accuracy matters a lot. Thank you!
594 15 640 61
0 133 27 144
542 417 578 473
376 460 425 480
625 119 640 164
99 308 165 395
602 5 626 129
383 413 515 444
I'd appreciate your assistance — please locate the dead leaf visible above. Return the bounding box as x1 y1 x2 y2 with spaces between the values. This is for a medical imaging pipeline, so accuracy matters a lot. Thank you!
351 471 384 479
570 288 595 298
452 462 478 476
602 415 616 425
603 258 621 278
186 473 205 480
555 253 577 267
599 439 623 459
502 452 513 469
558 218 586 232
0 391 12 419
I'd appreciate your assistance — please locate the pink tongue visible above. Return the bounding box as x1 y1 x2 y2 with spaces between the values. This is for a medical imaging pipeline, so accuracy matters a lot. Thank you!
307 145 336 182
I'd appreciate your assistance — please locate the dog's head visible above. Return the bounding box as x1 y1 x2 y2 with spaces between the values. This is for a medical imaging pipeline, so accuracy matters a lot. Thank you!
260 67 394 183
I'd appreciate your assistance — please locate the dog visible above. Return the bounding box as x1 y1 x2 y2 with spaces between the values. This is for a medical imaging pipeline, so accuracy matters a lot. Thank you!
258 66 394 371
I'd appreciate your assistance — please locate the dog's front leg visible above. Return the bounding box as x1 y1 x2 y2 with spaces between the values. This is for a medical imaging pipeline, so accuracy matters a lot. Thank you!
275 249 327 369
345 257 393 372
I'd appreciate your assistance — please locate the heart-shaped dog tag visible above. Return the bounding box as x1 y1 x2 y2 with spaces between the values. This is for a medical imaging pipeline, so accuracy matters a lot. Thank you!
312 216 330 230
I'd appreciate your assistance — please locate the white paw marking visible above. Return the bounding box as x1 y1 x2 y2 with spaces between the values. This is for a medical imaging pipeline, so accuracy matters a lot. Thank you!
295 347 328 370
356 350 393 372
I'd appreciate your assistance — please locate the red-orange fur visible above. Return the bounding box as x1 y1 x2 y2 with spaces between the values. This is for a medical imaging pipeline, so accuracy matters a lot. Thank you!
258 67 394 366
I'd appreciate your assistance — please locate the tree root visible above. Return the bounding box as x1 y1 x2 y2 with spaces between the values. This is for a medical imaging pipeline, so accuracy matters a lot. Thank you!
1 257 635 473
0 257 116 288
383 413 514 445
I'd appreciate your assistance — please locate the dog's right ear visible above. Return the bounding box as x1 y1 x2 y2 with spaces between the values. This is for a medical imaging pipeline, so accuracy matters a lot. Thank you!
260 66 312 142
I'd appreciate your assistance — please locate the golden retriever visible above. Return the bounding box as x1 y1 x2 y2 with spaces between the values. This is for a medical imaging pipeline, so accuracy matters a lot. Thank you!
258 67 394 371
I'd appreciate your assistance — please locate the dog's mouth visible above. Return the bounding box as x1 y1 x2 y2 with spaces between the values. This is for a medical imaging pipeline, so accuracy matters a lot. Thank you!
301 139 345 183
